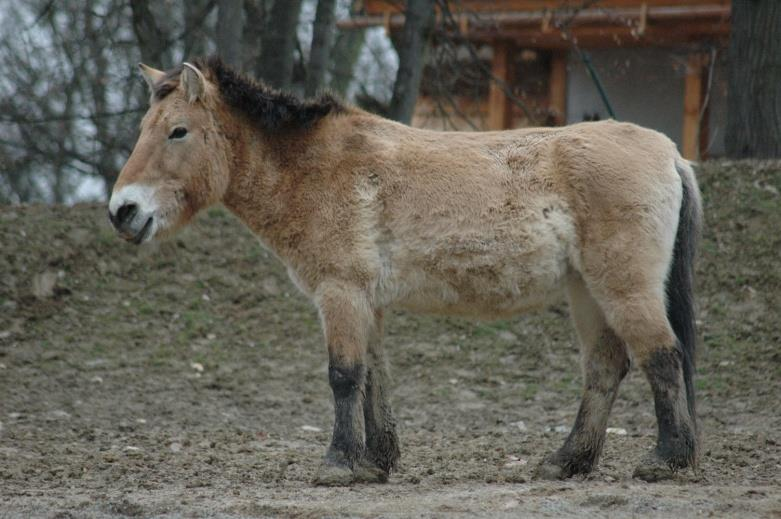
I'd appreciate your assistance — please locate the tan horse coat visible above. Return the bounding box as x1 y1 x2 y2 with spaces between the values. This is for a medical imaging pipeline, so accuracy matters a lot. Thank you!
109 59 701 484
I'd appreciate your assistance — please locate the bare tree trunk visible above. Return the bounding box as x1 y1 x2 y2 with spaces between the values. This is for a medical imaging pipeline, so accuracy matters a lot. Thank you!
305 0 337 97
389 0 435 124
330 28 365 96
130 0 168 66
243 0 265 74
84 6 118 195
726 0 781 158
258 0 303 89
217 0 244 68
184 0 213 59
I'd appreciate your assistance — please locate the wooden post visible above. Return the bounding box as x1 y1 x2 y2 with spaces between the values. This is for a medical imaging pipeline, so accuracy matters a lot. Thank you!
682 53 707 160
488 40 512 130
549 51 568 125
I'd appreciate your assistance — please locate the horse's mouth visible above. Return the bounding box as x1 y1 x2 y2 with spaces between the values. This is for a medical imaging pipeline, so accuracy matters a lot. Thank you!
120 217 153 245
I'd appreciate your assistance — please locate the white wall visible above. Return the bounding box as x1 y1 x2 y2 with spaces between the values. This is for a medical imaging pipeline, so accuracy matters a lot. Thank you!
565 48 726 157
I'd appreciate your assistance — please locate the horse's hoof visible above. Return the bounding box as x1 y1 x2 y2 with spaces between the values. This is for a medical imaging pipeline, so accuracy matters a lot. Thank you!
633 453 676 482
313 461 354 486
353 460 389 484
534 459 568 481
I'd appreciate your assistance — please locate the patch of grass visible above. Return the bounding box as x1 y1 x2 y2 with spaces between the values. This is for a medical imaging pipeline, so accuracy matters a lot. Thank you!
520 383 539 401
470 321 512 338
137 301 156 316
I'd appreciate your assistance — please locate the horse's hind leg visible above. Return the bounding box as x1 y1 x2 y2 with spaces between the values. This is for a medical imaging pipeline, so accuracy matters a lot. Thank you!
536 274 629 480
361 310 400 478
592 284 697 481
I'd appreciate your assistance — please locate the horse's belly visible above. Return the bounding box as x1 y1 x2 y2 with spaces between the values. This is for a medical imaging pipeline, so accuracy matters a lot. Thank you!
377 217 574 319
390 267 566 319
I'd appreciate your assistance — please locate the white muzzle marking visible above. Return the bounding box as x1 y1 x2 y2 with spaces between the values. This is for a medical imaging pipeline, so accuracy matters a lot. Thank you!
108 184 161 243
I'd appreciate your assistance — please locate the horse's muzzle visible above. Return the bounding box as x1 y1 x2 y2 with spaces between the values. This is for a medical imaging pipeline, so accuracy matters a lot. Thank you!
108 203 153 244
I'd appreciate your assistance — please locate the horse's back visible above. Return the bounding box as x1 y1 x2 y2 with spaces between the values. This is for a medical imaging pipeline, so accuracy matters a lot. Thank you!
332 117 685 319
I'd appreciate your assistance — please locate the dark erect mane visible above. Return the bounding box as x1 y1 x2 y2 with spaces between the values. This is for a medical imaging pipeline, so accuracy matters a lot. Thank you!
153 56 346 131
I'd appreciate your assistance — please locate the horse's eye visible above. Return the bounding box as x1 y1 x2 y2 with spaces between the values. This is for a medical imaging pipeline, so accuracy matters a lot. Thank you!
169 127 188 140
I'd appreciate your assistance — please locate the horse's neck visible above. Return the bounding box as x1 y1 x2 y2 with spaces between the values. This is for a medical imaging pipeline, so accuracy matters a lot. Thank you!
220 123 318 255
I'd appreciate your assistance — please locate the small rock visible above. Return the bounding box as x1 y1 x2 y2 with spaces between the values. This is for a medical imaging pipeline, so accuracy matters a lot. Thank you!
606 427 627 436
135 418 147 424
300 425 322 432
510 420 527 432
201 293 211 302
448 378 458 385
124 446 142 457
47 410 71 421
502 499 520 510
553 425 569 433
0 332 11 341
8 412 23 420
190 362 204 373
0 363 6 369
90 376 103 384
206 333 216 341
102 452 118 463
497 330 518 342
169 442 183 453
503 459 528 469
32 271 58 299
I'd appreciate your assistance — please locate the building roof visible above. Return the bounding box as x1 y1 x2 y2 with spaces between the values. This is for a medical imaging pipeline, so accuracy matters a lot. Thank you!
341 0 731 48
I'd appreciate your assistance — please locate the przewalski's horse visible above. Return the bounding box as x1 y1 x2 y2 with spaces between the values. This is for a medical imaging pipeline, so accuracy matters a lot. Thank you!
109 57 702 485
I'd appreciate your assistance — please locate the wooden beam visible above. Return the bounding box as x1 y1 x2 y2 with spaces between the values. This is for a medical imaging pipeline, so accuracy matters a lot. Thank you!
343 4 731 31
682 53 707 160
488 41 512 130
364 0 731 15
549 51 567 125
474 22 729 49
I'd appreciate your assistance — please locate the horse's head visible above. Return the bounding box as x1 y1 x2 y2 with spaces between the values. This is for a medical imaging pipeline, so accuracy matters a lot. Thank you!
109 62 230 244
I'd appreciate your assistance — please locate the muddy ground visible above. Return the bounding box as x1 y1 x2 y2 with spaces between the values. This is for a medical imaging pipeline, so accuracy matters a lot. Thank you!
1 161 780 518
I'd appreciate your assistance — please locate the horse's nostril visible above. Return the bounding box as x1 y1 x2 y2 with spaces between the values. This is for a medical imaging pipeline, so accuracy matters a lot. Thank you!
115 203 138 227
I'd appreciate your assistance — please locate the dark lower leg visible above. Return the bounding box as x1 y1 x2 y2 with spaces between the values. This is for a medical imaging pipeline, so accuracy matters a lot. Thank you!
363 362 400 473
537 330 628 479
642 346 697 469
324 362 366 468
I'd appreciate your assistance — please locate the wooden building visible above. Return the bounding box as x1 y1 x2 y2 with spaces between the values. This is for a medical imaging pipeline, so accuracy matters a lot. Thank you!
341 1 731 159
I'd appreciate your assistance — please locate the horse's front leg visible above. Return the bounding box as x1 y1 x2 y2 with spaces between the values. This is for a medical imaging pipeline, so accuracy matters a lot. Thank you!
313 283 385 486
363 310 400 476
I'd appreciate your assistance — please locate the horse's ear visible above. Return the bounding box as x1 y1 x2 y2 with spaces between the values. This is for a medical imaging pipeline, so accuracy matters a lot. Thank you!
181 62 206 103
138 63 165 93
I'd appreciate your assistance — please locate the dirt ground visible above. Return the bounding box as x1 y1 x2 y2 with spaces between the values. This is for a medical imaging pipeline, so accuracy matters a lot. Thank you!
1 160 780 518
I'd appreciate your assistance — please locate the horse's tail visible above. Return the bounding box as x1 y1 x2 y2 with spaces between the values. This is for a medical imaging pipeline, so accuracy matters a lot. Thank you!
668 157 702 428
